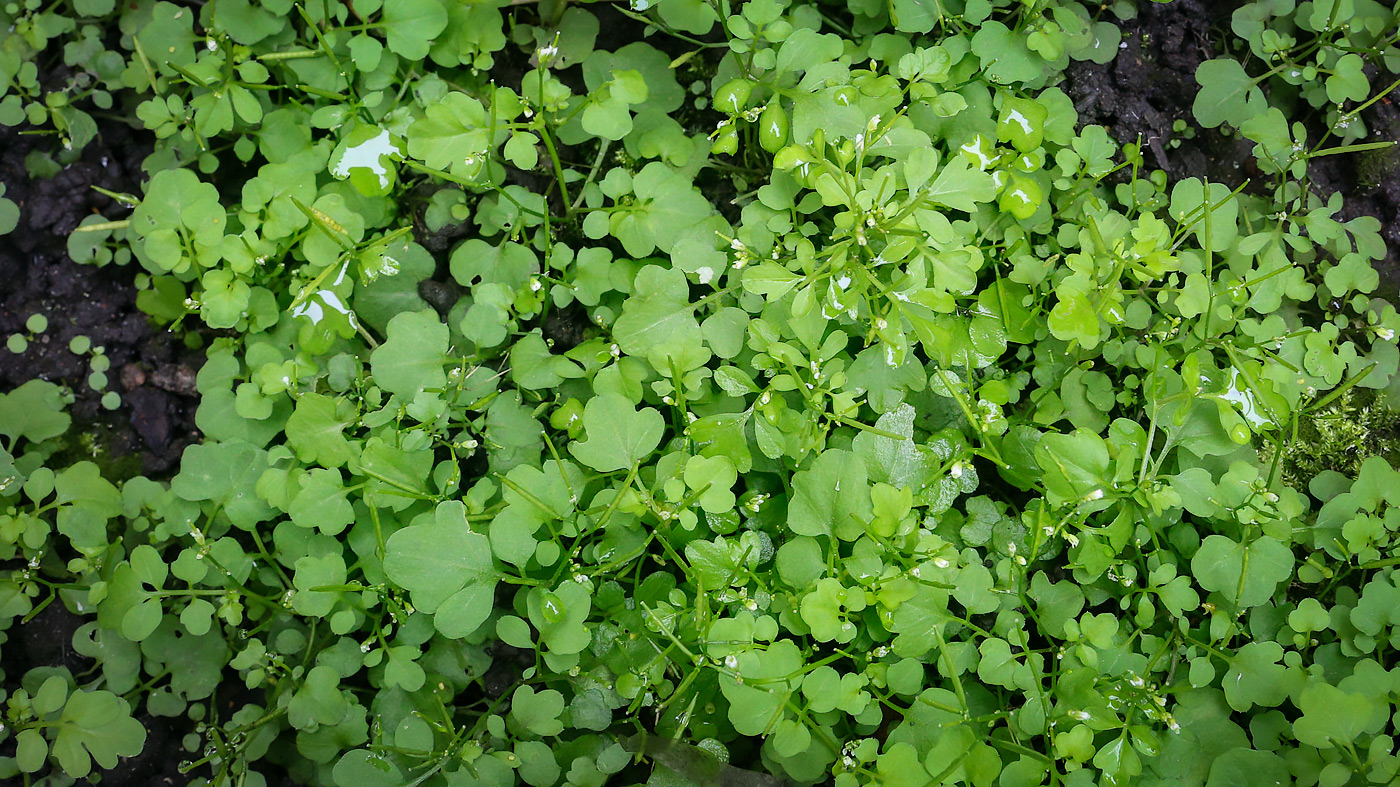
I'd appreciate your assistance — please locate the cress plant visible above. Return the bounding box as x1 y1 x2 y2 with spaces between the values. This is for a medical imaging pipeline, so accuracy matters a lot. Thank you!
1190 0 1400 150
3 1 1400 786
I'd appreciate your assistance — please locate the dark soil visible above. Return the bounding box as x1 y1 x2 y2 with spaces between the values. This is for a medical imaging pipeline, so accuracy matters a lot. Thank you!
1063 0 1400 291
3 602 88 677
101 712 193 787
0 122 202 478
1315 98 1400 287
0 602 193 787
1064 0 1245 184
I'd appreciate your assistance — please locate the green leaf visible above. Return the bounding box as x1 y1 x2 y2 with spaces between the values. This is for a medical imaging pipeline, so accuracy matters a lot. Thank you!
288 665 348 730
714 366 761 396
1169 178 1239 253
53 461 122 549
1221 642 1290 712
382 0 448 60
1029 572 1086 638
0 193 19 236
923 156 997 213
851 404 932 492
527 581 592 654
358 436 433 506
1325 53 1369 105
51 690 146 778
490 508 540 566
776 536 826 589
510 331 582 390
292 553 347 617
354 239 436 332
772 27 844 76
16 728 47 773
601 163 716 257
451 239 539 291
333 750 406 787
486 391 545 474
1047 287 1100 348
568 393 665 473
1323 252 1379 296
687 532 763 590
741 261 803 299
406 92 490 179
135 1 199 77
890 0 939 32
74 0 115 14
288 464 355 532
997 96 1047 152
383 646 426 692
1293 683 1381 748
787 449 872 540
877 742 934 787
1192 59 1265 129
683 455 738 514
384 501 497 638
800 577 865 643
170 441 274 529
1035 429 1111 508
285 393 356 468
370 310 448 398
1093 733 1142 787
1190 534 1292 610
1205 749 1290 787
970 21 1044 85
582 70 649 140
511 685 567 737
0 380 72 443
613 265 711 373
719 639 803 736
34 676 69 716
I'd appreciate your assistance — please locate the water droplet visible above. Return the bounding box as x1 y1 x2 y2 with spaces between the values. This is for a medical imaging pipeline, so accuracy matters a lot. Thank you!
331 128 397 189
540 591 566 623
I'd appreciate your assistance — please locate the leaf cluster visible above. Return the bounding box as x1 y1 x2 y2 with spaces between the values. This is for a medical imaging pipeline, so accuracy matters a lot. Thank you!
2 1 1400 786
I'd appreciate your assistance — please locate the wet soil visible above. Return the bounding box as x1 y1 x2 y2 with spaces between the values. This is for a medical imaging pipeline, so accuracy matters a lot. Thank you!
0 122 202 478
0 602 193 787
1062 0 1400 290
1064 1 1243 184
1315 99 1400 286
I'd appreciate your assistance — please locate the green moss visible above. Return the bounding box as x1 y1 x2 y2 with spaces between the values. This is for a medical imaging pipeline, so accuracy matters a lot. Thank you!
45 418 144 484
1354 119 1400 192
1279 388 1400 489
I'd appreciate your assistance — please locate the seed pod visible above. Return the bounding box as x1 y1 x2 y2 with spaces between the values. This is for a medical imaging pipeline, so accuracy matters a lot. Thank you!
711 122 739 155
758 101 789 153
713 78 755 115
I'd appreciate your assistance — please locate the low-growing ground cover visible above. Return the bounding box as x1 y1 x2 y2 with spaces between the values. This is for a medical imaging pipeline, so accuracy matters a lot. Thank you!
3 1 1400 786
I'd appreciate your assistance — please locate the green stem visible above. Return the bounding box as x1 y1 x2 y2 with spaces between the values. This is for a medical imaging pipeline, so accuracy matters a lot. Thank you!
1309 140 1396 158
